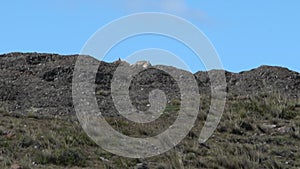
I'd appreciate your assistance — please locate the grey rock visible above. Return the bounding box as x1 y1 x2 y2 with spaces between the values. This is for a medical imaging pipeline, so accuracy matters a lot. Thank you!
0 52 299 117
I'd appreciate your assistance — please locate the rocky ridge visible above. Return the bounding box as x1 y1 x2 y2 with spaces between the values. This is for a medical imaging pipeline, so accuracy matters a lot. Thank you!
0 52 299 116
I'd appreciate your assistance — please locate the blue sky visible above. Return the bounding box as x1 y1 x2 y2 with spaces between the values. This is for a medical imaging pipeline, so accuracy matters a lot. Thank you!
0 0 299 73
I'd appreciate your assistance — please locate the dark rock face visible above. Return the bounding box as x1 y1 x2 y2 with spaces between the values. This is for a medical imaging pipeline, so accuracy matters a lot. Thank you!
0 52 299 116
0 53 77 116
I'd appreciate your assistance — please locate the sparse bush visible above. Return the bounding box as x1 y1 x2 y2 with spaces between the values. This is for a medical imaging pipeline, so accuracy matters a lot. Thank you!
19 135 35 148
34 148 87 167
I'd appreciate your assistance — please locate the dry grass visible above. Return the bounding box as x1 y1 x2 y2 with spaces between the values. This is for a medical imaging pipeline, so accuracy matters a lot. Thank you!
0 94 300 168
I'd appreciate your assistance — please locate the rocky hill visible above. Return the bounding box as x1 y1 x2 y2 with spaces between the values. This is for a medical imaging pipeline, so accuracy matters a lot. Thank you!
0 52 299 116
1 52 300 169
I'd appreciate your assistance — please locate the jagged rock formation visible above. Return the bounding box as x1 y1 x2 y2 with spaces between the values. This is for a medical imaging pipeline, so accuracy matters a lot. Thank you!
0 52 299 116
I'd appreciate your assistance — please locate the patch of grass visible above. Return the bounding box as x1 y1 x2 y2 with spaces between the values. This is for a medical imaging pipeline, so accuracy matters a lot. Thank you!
164 105 180 113
34 148 87 167
1 93 300 168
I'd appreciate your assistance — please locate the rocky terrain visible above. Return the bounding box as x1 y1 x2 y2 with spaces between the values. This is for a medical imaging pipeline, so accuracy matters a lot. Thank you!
0 52 300 169
0 52 299 116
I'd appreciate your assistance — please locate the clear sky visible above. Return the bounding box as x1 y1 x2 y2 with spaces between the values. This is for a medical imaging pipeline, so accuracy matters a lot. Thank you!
0 0 299 73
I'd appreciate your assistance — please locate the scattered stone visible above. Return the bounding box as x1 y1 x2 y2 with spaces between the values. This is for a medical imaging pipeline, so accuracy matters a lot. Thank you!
262 124 277 129
132 61 151 69
10 163 22 169
136 163 149 169
276 126 295 134
99 156 109 162
3 130 15 139
257 124 277 134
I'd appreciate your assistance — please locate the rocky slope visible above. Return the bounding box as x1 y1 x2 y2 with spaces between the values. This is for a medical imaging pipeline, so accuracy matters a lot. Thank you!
1 52 300 169
0 52 299 116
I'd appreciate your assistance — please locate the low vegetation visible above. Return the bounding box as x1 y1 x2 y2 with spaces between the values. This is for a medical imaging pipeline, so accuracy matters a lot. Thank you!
0 94 299 168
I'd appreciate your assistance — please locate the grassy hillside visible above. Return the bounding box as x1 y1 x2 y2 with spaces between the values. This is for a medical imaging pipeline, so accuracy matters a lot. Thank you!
1 94 300 169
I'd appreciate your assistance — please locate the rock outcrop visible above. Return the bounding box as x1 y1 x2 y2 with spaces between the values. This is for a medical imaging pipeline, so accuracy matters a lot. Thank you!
0 52 299 116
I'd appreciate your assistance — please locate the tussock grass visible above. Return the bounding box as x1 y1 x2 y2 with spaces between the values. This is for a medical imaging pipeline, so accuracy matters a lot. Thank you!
0 94 300 168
